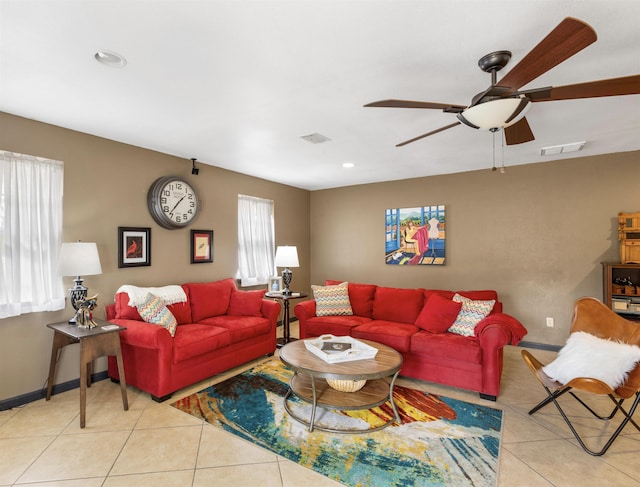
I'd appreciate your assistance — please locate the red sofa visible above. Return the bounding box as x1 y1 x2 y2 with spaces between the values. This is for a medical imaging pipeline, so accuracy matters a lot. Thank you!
106 278 280 401
294 280 527 400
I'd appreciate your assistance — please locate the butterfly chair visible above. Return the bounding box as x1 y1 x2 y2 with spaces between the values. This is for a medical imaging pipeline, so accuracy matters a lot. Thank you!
521 297 640 456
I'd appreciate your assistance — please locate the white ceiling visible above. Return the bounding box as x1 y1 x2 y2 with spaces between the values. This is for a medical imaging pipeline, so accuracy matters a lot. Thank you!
1 0 639 190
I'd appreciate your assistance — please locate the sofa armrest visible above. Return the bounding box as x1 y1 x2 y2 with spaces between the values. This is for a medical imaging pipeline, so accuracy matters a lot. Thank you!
294 299 316 321
109 318 173 350
106 303 116 320
474 313 528 347
474 313 527 398
260 299 281 325
293 300 316 340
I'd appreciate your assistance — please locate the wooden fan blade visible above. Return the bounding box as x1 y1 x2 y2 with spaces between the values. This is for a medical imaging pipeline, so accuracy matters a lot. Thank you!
504 118 535 145
497 17 597 92
396 122 461 147
527 75 640 102
365 99 465 112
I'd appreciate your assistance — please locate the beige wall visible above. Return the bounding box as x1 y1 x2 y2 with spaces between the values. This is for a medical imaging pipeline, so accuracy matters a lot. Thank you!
310 151 640 346
2 110 639 404
0 112 310 402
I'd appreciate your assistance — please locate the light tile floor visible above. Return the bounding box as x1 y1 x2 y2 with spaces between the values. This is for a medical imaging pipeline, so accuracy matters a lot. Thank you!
1 323 640 486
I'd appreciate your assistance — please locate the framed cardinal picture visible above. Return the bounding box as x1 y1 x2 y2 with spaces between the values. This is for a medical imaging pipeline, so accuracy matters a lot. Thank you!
190 229 213 264
118 227 151 268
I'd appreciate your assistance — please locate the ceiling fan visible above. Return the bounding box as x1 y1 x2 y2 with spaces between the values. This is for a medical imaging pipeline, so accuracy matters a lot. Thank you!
364 17 640 147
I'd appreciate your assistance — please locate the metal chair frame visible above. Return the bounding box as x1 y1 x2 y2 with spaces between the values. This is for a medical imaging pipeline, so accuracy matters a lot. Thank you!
522 297 640 456
524 349 640 456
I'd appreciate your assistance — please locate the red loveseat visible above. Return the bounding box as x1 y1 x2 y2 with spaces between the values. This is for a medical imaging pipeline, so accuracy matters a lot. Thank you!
106 278 280 401
294 280 527 400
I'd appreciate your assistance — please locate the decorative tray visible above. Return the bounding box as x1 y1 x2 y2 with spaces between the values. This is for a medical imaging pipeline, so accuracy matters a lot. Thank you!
304 334 378 363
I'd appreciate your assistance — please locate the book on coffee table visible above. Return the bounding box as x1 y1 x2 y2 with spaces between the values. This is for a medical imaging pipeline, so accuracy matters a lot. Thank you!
321 341 352 352
304 334 377 363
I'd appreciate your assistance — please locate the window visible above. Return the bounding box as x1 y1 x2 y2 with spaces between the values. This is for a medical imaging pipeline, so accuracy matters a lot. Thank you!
0 150 65 318
237 194 275 287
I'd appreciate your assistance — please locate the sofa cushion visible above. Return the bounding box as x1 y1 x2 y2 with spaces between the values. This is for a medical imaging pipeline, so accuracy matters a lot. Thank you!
352 320 419 353
448 294 496 337
312 281 353 316
372 287 424 324
227 289 266 317
410 331 482 364
135 293 178 337
114 292 143 321
184 278 236 322
172 324 231 364
166 300 193 325
326 280 377 318
303 315 371 338
422 289 455 300
415 294 463 333
456 290 498 301
199 315 272 342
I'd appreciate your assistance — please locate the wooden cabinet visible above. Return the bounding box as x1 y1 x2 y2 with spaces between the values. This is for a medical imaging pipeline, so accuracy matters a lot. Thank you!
602 262 640 320
618 212 640 264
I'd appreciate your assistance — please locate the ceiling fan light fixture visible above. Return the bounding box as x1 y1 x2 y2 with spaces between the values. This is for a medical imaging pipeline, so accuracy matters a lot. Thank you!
457 97 531 130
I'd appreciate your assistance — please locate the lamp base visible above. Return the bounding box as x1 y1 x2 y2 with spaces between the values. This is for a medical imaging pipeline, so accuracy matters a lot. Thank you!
282 268 293 295
68 277 88 325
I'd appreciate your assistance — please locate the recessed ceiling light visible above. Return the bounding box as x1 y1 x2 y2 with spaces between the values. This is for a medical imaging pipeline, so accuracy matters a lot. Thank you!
94 50 127 68
342 162 355 168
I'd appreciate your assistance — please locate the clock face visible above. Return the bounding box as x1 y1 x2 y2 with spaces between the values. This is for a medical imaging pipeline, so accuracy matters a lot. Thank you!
147 176 200 229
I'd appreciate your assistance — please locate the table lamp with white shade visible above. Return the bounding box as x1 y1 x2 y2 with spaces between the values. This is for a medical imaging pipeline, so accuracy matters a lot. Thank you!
274 245 299 295
58 241 102 324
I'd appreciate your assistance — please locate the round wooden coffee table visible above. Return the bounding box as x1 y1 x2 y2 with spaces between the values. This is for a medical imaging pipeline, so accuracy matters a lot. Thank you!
279 338 403 433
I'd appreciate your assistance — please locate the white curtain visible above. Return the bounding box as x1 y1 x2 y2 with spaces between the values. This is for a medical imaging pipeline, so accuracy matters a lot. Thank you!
237 194 275 287
0 150 65 318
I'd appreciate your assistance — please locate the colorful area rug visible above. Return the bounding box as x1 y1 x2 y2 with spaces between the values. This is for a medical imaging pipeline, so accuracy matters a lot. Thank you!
171 359 502 487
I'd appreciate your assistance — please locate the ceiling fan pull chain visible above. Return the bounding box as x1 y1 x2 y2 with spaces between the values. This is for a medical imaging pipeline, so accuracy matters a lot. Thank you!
491 128 497 171
500 130 506 174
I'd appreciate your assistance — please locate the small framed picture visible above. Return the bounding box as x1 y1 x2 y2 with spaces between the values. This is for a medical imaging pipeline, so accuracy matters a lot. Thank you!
268 276 283 292
190 229 213 264
118 227 151 268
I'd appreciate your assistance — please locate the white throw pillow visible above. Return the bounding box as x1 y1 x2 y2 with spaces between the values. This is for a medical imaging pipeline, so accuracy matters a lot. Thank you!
543 331 640 389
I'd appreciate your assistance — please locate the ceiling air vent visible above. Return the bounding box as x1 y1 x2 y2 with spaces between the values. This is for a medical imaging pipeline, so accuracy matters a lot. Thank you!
301 133 331 144
540 141 586 156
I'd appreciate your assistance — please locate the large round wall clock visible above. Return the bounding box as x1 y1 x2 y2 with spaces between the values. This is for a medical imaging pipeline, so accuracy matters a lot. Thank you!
147 176 200 229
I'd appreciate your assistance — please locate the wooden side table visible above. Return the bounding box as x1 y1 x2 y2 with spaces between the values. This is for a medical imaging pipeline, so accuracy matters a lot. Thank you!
46 320 128 428
265 292 308 347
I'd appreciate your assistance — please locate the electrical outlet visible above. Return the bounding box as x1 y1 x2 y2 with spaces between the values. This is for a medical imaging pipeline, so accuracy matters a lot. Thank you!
546 317 554 328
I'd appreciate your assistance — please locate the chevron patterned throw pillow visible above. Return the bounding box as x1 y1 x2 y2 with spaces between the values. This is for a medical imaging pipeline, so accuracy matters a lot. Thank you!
312 281 353 317
447 293 495 337
136 293 178 337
